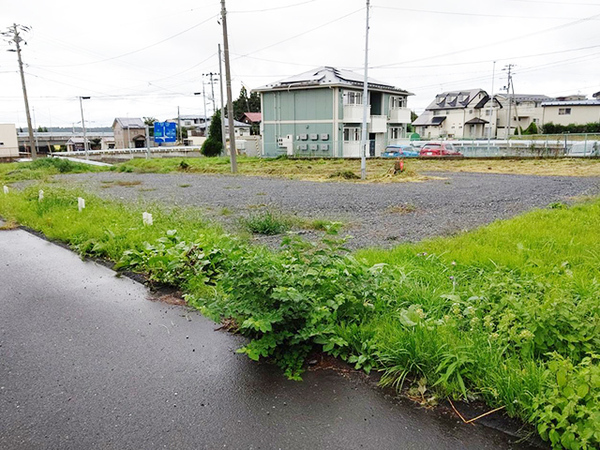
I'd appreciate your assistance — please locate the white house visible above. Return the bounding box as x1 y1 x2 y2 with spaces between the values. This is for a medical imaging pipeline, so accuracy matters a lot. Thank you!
0 124 19 158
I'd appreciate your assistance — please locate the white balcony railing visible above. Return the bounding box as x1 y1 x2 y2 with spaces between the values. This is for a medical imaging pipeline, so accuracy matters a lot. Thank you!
343 104 370 123
368 115 387 133
388 107 411 124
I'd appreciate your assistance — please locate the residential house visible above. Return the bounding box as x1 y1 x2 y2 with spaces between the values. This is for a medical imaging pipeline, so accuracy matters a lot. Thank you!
112 118 147 148
541 95 600 127
0 124 19 158
413 89 495 139
495 94 553 137
241 112 261 135
253 66 413 157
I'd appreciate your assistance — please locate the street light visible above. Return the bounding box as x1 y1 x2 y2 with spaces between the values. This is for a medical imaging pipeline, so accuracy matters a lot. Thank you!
79 96 90 158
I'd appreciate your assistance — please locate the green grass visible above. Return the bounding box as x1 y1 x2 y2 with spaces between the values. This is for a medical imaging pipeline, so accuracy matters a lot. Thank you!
1 177 599 448
0 158 107 184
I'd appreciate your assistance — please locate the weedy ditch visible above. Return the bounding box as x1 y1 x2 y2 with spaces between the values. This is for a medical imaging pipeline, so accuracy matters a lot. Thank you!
1 183 599 449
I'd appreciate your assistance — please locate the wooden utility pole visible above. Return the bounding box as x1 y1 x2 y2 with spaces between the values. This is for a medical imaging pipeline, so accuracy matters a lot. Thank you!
220 0 237 173
2 24 37 159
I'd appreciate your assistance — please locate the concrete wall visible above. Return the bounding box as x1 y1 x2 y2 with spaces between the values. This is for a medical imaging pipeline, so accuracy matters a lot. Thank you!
0 124 19 158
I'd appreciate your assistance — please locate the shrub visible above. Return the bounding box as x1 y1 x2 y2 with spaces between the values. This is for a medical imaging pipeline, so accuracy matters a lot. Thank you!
201 138 223 157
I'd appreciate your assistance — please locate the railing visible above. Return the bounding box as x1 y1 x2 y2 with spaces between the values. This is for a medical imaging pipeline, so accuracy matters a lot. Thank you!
51 146 202 157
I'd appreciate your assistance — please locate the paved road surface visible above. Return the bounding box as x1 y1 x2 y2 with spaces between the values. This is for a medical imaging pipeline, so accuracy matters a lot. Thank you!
0 227 541 449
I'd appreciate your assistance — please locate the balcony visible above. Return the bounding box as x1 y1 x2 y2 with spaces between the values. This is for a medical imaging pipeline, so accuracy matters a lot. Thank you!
343 104 370 123
388 107 411 124
368 115 387 133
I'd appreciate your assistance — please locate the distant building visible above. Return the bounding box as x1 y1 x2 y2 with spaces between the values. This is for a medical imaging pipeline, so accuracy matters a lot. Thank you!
494 94 553 137
112 118 147 148
542 96 600 127
254 66 413 157
413 89 493 139
0 124 19 158
413 90 554 139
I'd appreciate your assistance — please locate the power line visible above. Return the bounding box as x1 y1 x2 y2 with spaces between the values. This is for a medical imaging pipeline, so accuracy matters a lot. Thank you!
230 0 318 13
36 14 219 69
233 8 363 60
375 5 600 20
371 12 600 69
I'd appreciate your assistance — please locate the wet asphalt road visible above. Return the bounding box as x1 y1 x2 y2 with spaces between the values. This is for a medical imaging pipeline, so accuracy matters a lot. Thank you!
0 227 540 449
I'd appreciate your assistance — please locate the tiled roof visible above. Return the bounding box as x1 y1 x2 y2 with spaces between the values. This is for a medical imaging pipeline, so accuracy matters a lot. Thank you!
243 112 262 123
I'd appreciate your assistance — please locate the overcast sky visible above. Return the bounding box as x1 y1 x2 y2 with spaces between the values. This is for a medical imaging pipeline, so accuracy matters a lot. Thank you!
1 0 599 129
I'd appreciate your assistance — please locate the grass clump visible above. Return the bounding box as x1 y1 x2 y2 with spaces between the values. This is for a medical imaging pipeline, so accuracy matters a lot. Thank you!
241 210 292 235
329 170 360 180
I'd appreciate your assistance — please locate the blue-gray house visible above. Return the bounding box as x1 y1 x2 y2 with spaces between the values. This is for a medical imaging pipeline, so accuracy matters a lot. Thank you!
253 66 413 158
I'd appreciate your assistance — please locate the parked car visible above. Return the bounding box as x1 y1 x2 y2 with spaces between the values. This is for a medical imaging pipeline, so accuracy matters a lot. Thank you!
419 142 463 157
381 144 419 158
567 141 599 157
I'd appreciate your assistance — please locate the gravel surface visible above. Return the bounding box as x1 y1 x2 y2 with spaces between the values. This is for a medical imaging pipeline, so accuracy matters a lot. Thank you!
61 171 600 249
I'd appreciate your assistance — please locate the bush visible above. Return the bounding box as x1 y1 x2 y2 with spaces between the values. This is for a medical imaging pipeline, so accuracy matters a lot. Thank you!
201 138 223 157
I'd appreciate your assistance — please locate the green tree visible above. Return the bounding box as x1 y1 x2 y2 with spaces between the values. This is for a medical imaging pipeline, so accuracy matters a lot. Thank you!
230 87 261 121
201 110 223 157
144 117 157 136
523 122 538 135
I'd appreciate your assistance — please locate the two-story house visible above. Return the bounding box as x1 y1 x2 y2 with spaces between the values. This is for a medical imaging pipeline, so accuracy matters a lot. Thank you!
412 89 495 139
253 66 412 157
495 94 552 137
541 94 600 127
112 118 147 149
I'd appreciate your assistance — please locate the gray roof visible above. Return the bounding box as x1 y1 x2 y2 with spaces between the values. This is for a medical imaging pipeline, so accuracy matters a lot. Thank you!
113 118 145 129
496 94 554 103
425 89 488 111
542 99 600 107
412 112 446 126
254 66 412 95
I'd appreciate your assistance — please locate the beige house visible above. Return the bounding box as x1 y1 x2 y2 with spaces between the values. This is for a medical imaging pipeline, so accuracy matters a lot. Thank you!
0 124 19 158
112 118 147 149
413 89 495 139
542 95 600 127
495 94 552 137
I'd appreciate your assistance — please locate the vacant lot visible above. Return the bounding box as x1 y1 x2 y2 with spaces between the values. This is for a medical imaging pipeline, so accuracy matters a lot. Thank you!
61 170 600 248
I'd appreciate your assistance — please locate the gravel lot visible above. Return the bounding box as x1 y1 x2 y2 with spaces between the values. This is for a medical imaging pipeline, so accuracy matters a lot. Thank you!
62 171 600 249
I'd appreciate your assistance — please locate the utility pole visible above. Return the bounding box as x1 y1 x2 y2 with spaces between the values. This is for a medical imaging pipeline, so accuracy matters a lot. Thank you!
218 45 227 153
204 72 218 114
2 24 37 159
79 96 90 158
503 64 515 140
359 0 370 180
221 0 237 173
486 61 496 152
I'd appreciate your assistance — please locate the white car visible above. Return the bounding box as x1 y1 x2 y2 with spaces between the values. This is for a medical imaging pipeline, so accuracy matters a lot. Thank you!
567 141 599 157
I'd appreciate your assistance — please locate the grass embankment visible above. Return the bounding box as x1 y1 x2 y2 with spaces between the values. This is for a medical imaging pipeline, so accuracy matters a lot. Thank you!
116 155 600 180
1 162 599 449
0 157 107 185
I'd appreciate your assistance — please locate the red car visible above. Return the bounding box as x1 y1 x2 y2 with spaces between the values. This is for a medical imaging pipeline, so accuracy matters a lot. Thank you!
419 142 462 157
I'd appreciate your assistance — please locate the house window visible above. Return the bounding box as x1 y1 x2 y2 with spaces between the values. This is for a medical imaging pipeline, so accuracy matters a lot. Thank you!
344 91 363 105
343 127 360 141
558 108 571 115
389 96 405 109
389 126 404 140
